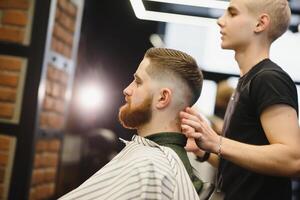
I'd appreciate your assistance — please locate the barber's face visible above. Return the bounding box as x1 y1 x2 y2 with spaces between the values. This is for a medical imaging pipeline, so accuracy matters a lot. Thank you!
119 58 153 129
217 0 257 50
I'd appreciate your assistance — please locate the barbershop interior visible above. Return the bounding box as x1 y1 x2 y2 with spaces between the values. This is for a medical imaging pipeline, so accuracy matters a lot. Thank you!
0 0 300 199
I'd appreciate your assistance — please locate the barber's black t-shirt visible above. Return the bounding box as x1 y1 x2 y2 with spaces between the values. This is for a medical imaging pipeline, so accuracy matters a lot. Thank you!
219 59 298 200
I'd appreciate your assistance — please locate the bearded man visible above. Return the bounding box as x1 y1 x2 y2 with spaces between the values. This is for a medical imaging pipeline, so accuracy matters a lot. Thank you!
59 47 204 200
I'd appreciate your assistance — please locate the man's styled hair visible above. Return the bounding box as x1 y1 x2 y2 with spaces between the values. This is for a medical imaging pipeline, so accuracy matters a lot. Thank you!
245 0 291 42
144 47 203 105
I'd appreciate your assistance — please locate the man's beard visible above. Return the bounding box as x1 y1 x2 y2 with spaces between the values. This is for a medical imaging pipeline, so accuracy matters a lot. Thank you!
118 96 152 129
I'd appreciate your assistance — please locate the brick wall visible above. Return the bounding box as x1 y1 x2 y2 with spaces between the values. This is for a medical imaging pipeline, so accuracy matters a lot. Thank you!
51 0 77 58
40 0 76 130
40 63 68 130
0 0 34 45
29 139 61 200
31 0 80 198
0 134 16 200
0 0 83 199
0 55 26 123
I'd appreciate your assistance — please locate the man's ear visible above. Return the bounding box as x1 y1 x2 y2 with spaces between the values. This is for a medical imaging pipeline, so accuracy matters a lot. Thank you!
155 88 172 109
254 13 270 33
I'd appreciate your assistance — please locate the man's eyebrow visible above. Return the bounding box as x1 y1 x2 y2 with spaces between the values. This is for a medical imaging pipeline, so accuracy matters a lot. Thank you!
134 73 142 81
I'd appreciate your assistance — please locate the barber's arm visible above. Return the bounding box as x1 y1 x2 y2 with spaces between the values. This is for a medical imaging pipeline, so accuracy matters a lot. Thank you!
180 105 300 177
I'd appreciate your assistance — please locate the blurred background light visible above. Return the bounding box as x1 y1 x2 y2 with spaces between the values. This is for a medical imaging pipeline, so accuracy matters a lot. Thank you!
193 80 217 117
76 82 106 112
149 33 165 47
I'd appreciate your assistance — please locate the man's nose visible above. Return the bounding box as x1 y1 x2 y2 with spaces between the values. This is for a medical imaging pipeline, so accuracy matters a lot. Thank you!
123 83 132 96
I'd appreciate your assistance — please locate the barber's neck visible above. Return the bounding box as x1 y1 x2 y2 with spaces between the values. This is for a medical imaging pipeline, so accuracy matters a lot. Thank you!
235 38 270 76
137 116 181 137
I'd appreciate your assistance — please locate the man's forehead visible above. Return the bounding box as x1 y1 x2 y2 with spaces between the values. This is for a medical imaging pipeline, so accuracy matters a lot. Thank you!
141 57 151 66
135 58 150 77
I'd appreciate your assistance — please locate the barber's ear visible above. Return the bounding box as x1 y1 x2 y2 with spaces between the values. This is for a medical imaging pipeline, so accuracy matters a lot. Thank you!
254 13 270 33
155 88 172 109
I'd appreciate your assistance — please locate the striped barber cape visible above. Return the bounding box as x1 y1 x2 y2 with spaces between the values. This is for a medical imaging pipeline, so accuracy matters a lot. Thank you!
59 135 200 200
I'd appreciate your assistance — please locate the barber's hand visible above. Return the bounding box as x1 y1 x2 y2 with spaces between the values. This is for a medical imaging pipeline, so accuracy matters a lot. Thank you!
181 123 206 157
180 107 220 154
185 137 206 157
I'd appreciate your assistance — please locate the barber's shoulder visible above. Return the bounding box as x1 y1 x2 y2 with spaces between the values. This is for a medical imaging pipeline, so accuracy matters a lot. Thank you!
254 68 294 87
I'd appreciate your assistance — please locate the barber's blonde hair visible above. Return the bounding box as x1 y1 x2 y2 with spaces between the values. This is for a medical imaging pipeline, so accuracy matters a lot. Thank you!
245 0 291 42
144 48 203 105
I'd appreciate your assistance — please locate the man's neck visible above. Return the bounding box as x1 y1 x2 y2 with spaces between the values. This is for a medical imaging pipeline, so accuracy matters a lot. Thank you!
137 117 181 137
234 41 270 76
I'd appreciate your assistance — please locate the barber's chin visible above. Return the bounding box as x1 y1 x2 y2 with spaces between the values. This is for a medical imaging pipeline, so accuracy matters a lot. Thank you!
220 42 228 49
221 43 233 50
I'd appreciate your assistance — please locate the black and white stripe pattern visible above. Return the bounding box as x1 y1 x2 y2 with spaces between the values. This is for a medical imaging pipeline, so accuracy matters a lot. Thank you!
59 135 200 200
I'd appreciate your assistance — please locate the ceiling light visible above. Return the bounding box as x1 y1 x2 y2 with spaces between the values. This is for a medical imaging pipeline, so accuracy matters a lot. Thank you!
129 0 229 26
146 0 228 10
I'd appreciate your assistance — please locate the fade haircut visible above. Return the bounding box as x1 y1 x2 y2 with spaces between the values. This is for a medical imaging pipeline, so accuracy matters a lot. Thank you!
245 0 291 42
144 47 203 105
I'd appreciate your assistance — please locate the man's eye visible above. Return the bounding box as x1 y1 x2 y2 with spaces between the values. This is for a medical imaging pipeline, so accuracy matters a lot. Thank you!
135 79 141 85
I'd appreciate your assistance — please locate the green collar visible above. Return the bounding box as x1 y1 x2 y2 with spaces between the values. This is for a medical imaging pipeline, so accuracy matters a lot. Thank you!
145 132 187 147
145 132 203 194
